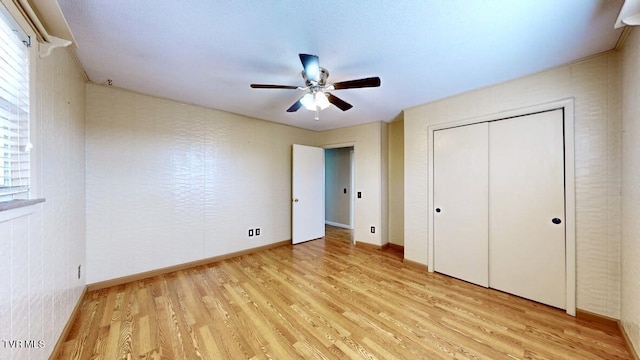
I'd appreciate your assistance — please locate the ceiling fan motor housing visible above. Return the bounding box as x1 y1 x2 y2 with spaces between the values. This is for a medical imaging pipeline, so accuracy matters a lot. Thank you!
303 67 329 86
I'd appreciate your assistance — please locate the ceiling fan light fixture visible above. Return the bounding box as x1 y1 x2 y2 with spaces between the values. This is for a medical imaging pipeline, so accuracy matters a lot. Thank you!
301 92 330 111
315 92 330 110
300 93 315 110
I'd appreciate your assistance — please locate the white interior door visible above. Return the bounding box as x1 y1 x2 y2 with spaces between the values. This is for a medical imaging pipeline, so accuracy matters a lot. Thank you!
434 122 489 287
292 144 325 244
489 109 566 309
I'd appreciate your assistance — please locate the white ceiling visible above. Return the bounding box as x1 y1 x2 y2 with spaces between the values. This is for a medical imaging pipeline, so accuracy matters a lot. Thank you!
56 0 624 131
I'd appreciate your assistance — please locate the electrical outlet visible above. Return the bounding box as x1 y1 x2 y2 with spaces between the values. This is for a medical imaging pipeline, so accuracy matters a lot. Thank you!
370 226 375 233
249 229 254 237
77 264 81 279
255 228 260 236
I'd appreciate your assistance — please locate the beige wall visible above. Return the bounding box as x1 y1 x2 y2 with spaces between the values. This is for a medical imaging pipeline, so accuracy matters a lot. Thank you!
325 147 352 227
404 52 622 318
388 118 404 246
0 44 86 360
621 27 640 355
86 85 390 282
85 84 317 283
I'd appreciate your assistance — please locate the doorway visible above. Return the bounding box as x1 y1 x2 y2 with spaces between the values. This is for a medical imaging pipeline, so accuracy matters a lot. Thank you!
324 146 355 242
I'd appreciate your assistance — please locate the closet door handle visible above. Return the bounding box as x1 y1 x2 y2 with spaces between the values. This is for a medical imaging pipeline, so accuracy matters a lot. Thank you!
552 218 562 224
435 208 441 213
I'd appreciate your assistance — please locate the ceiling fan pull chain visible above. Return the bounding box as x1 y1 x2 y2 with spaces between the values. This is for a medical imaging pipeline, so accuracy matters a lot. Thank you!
314 106 320 121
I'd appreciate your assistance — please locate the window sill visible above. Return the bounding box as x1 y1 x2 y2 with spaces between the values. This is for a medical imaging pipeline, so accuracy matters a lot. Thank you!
0 198 45 223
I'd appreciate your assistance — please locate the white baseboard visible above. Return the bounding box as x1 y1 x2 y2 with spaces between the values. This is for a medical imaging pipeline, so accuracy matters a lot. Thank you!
325 221 352 229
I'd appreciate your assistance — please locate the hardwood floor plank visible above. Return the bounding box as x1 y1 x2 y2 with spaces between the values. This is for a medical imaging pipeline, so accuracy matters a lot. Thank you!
103 321 121 359
89 325 109 359
56 226 633 359
198 325 222 358
153 291 177 358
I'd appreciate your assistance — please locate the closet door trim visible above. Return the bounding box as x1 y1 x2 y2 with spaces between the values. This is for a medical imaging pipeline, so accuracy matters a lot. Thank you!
426 98 576 316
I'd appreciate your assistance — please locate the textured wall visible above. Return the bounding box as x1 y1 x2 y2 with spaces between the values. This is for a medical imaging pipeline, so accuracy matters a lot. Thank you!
404 52 622 318
85 84 317 283
388 119 404 246
621 27 640 356
0 47 86 359
320 122 385 245
325 147 352 227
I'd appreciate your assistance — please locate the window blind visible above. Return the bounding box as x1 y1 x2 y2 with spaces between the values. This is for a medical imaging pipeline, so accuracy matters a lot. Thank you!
0 4 30 200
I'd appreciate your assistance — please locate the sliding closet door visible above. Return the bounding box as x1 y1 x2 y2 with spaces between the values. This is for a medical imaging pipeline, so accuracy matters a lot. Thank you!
434 122 489 287
489 109 566 309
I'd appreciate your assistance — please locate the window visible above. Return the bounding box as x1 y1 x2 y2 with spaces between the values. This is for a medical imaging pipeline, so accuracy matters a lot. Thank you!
0 4 30 202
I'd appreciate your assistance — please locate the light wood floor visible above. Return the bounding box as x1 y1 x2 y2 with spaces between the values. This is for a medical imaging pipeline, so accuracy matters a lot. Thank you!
56 226 632 359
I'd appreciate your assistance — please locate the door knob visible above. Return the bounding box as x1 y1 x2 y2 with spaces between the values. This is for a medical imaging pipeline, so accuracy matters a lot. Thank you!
552 218 562 224
294 198 299 202
435 208 441 213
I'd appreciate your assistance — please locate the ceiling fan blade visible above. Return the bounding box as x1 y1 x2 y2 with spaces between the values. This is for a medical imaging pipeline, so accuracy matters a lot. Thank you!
332 77 381 90
299 53 320 82
286 98 303 112
250 84 299 89
327 93 353 111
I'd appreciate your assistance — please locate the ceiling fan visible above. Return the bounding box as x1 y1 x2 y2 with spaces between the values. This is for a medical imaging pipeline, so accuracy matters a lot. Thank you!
250 54 381 120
